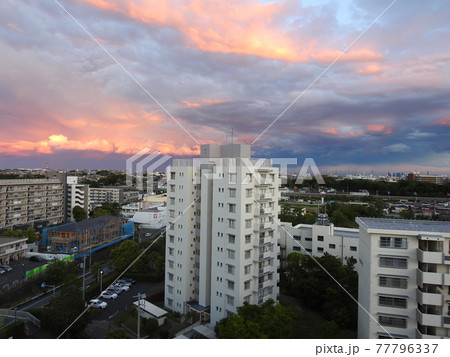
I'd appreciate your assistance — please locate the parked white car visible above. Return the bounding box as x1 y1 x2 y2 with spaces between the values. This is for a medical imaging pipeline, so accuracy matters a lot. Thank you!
113 283 130 292
90 299 108 309
100 291 118 300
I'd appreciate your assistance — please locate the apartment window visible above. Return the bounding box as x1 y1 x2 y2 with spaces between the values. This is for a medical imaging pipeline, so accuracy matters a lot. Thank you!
170 172 175 180
293 246 301 252
228 219 236 228
350 246 357 252
245 219 252 229
305 237 312 242
246 188 253 198
226 295 235 306
378 315 407 328
229 188 236 197
228 203 236 213
227 280 235 290
245 204 252 213
244 280 251 290
227 249 235 259
306 248 312 253
380 237 408 249
244 264 251 275
379 296 407 308
293 236 301 241
169 197 175 205
317 247 324 253
169 210 175 219
168 260 174 269
379 276 408 289
168 248 174 256
169 235 174 243
167 285 173 294
227 264 235 275
229 173 237 183
244 295 251 303
329 244 336 249
379 257 407 269
228 234 235 244
167 298 173 307
245 250 251 259
317 235 324 242
168 273 174 282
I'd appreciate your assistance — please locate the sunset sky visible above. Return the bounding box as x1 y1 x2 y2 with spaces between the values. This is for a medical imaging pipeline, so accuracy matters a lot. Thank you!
1 0 449 174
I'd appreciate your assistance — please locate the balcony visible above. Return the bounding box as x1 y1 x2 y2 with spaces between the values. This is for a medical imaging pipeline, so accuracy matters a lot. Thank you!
255 194 271 202
416 290 443 306
417 248 444 264
417 269 443 286
415 328 450 339
416 308 442 327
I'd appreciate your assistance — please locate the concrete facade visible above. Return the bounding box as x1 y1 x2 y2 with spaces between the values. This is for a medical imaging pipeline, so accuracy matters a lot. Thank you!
164 144 280 326
357 217 450 339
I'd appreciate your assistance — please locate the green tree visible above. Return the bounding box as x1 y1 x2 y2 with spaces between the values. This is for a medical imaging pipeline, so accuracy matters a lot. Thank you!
1 227 38 243
105 328 131 339
399 208 415 219
110 240 140 271
43 259 67 285
72 205 87 222
284 252 358 330
215 299 293 338
92 208 112 218
40 277 90 337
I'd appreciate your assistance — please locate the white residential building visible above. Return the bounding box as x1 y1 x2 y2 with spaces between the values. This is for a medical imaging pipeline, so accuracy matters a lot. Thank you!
164 144 280 326
357 217 450 339
66 176 89 221
279 214 359 267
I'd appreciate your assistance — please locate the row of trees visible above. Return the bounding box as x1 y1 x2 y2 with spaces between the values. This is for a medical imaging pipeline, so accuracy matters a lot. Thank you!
0 227 39 243
72 202 121 222
80 172 126 188
286 177 450 198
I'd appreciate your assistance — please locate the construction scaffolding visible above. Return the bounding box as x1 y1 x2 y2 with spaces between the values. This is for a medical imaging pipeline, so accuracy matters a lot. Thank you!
41 216 134 254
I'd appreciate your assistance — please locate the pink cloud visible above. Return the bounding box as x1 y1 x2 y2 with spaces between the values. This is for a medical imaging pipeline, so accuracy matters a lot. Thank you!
433 116 450 126
366 124 392 135
76 0 382 63
321 127 339 135
183 98 229 108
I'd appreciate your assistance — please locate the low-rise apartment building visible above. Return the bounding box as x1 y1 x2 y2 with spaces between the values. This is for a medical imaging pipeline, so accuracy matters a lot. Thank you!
357 217 450 339
0 179 64 231
0 237 28 264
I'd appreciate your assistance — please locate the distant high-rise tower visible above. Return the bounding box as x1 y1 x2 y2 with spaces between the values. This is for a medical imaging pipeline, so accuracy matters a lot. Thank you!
164 144 280 326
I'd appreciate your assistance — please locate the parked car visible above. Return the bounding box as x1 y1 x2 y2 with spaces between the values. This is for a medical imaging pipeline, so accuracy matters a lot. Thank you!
0 268 5 275
113 283 130 292
100 291 118 300
0 265 12 272
89 299 108 309
107 286 122 295
121 277 136 284
116 279 132 287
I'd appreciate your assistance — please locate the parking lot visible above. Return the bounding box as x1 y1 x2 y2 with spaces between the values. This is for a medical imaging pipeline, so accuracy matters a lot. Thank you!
0 258 48 290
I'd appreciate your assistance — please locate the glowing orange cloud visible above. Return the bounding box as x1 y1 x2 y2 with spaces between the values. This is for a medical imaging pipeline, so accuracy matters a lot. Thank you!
321 127 339 135
183 99 229 108
356 64 386 76
366 124 392 135
75 0 382 63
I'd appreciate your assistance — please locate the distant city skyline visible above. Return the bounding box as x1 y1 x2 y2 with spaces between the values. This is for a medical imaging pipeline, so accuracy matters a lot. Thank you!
1 1 449 173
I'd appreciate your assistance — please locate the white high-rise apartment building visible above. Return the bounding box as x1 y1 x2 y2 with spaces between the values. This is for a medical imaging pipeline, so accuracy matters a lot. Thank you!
66 176 89 221
164 144 280 326
357 217 450 339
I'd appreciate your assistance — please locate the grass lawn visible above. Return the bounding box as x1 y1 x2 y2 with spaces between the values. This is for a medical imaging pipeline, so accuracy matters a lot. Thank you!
279 294 357 339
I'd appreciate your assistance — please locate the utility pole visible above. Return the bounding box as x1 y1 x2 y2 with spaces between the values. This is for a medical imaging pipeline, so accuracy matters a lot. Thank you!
82 254 86 302
134 293 145 339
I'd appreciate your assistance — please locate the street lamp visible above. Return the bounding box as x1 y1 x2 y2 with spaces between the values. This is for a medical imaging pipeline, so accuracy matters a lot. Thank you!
100 270 103 293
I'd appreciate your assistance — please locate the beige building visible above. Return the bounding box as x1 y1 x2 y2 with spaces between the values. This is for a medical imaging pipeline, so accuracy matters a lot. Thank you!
0 179 64 231
0 237 28 264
